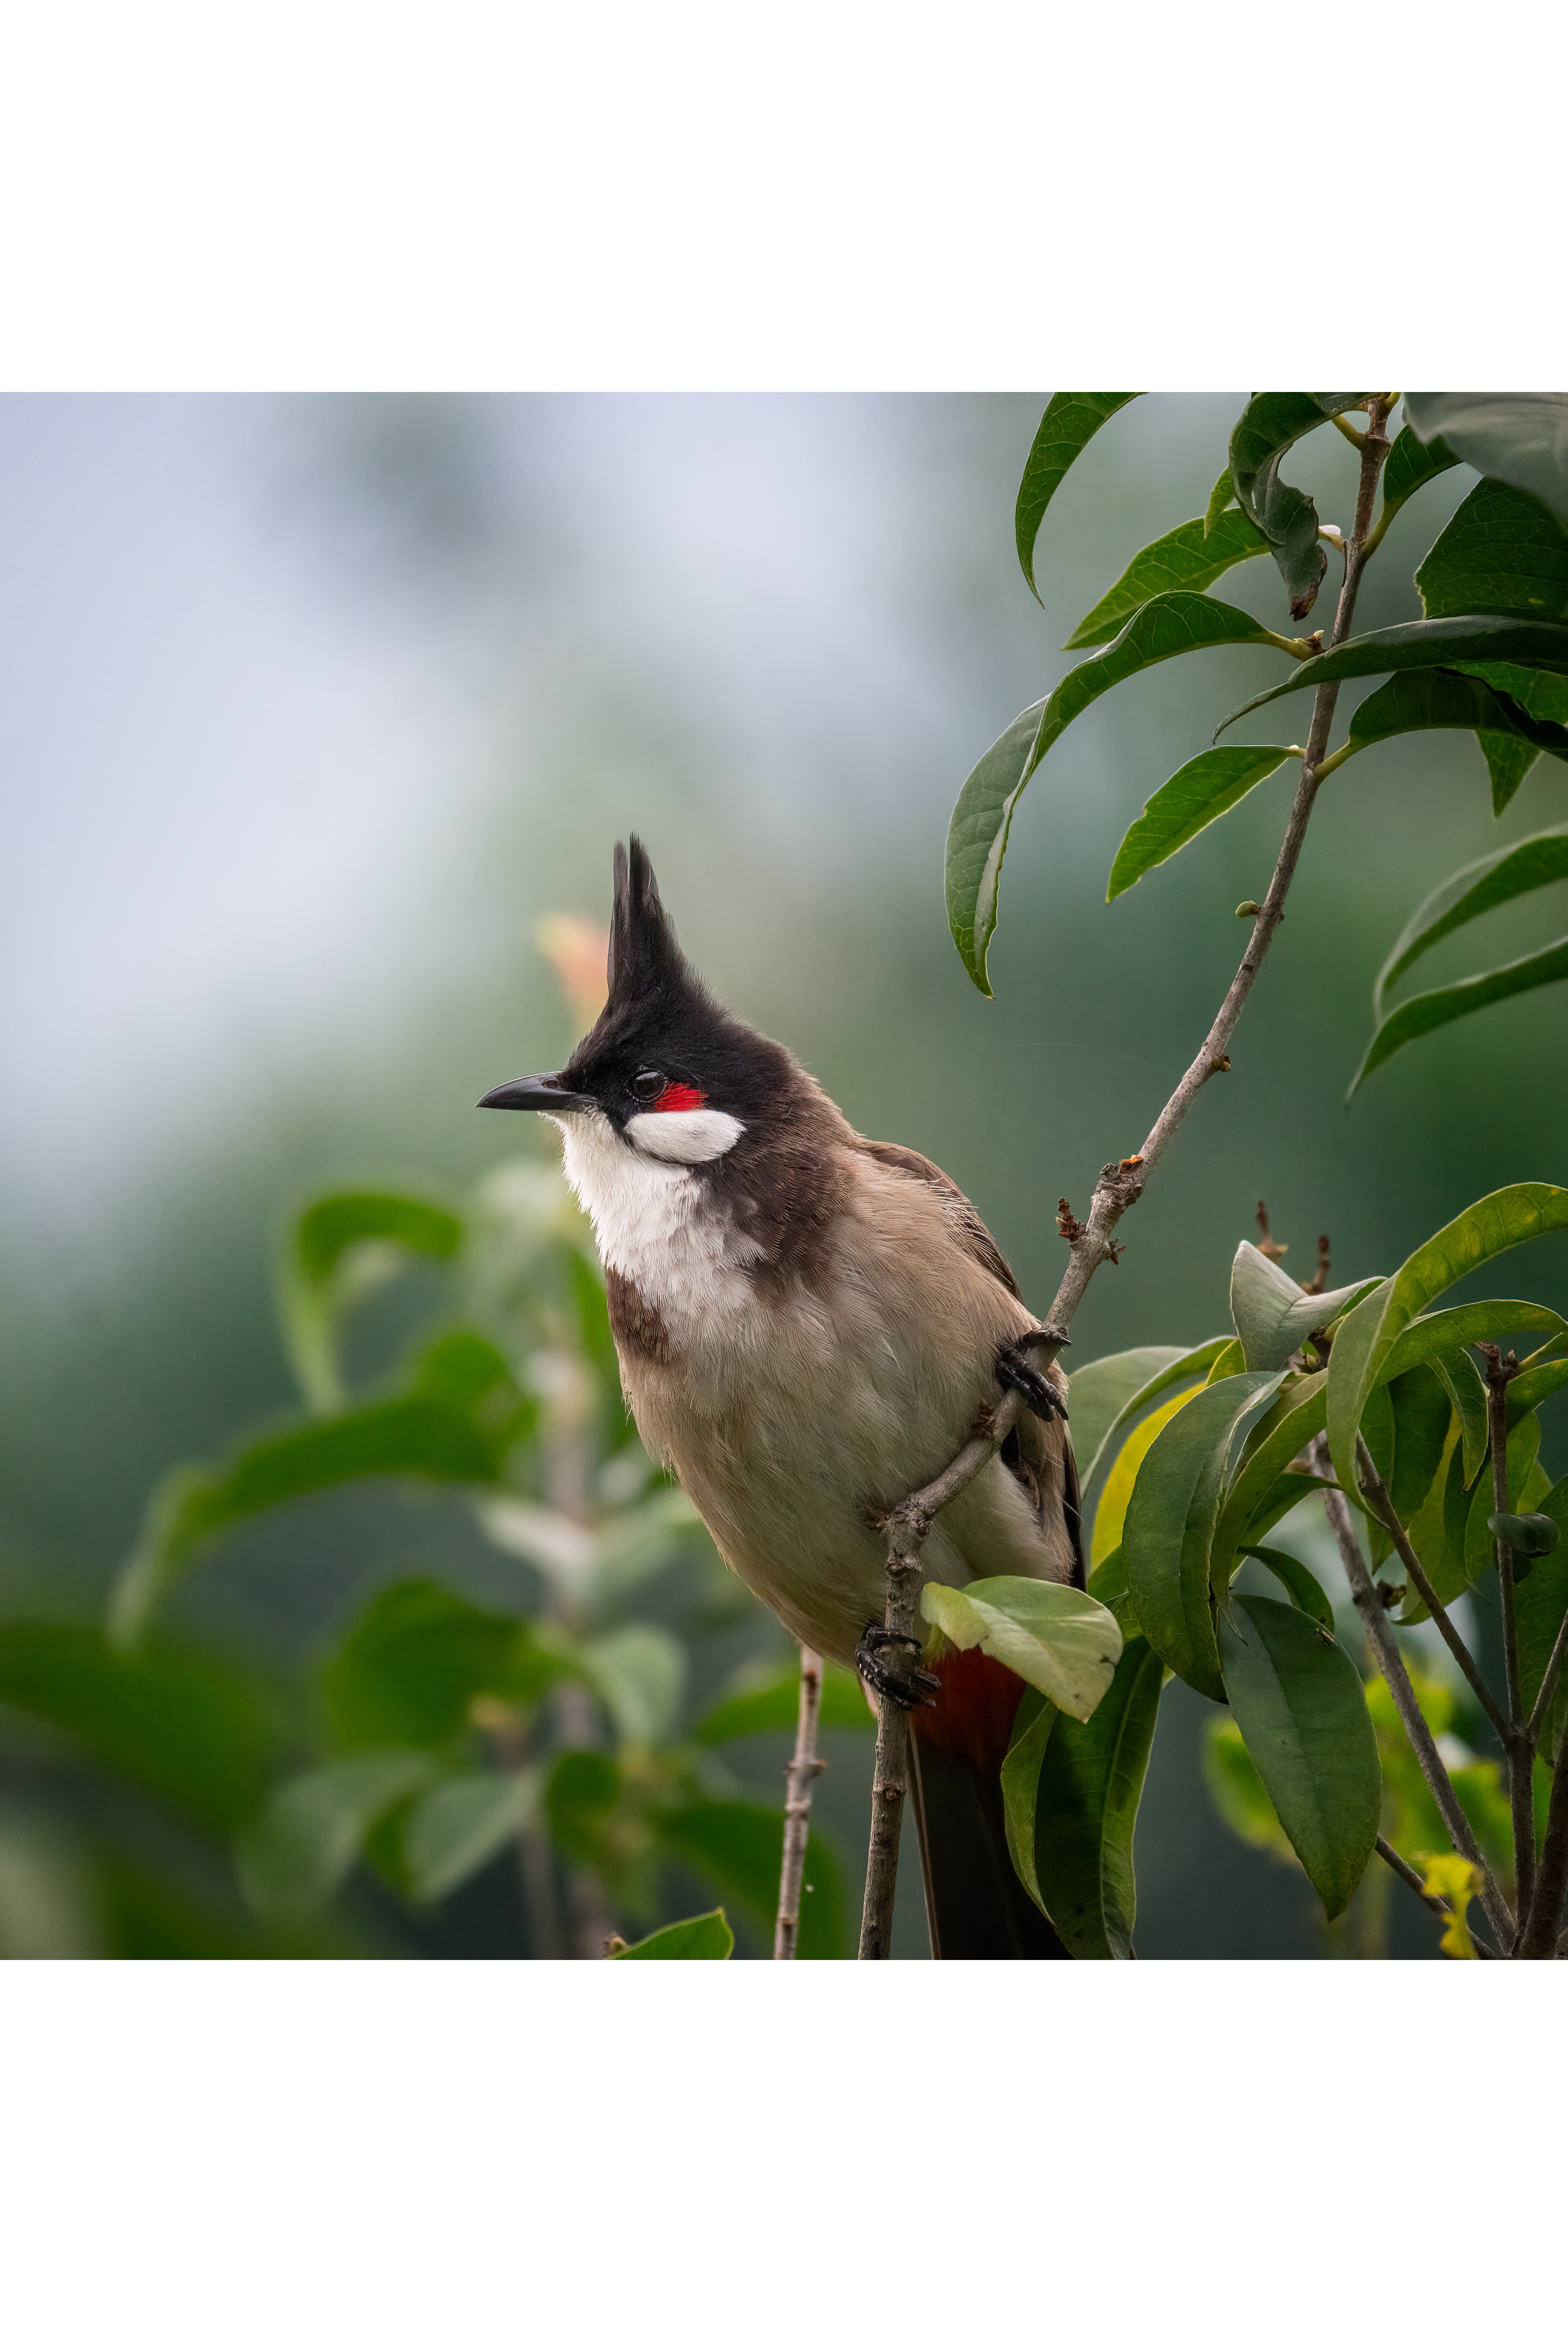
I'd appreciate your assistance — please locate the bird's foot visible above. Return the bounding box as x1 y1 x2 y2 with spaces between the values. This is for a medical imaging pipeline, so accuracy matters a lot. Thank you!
996 1328 1069 1423
856 1626 940 1710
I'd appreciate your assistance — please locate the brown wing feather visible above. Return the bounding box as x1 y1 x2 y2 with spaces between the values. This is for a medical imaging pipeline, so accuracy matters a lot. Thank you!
853 1137 1021 1299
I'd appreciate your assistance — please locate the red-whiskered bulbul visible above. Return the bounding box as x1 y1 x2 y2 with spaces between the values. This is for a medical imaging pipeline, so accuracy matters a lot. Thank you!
480 840 1082 1958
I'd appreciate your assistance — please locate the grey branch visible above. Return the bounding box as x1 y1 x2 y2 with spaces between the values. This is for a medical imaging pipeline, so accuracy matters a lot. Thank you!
775 1646 825 1960
1354 1435 1509 1745
1481 1342 1535 1930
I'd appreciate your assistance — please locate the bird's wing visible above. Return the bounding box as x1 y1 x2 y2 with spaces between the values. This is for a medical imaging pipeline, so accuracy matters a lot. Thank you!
853 1137 1021 1299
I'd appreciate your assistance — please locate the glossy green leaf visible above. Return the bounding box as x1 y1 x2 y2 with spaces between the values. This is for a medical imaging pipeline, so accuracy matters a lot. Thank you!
1241 1547 1334 1628
282 1188 465 1412
1325 1185 1568 1499
1015 394 1140 601
1345 668 1568 776
1516 1476 1568 1763
1373 825 1568 1012
692 1658 871 1745
1122 1371 1287 1701
237 1751 434 1922
402 1768 541 1904
1351 934 1568 1092
1378 424 1459 531
1404 394 1568 529
1065 508 1268 649
1001 1639 1162 1958
321 1579 561 1753
612 1908 734 1958
1211 1372 1328 1577
1216 615 1568 739
1507 1356 1568 1425
947 594 1302 991
1107 746 1296 901
1229 393 1370 618
1229 1239 1383 1373
1417 476 1568 623
655 1802 843 1959
1203 466 1236 536
112 1371 535 1646
1077 1339 1233 1504
1376 1300 1568 1385
1219 1595 1380 1920
920 1578 1122 1720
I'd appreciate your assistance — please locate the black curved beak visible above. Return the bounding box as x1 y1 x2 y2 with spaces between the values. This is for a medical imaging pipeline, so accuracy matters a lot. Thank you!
476 1071 596 1113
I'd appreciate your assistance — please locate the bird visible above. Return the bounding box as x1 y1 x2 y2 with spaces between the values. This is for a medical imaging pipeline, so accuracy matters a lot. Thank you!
480 839 1083 1958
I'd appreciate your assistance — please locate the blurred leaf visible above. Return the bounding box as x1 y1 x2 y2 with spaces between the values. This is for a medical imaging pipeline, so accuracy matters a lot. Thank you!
582 1624 686 1746
1203 1716 1296 1863
1326 1186 1568 1500
1216 615 1568 738
1106 746 1296 901
1077 1340 1231 1500
402 1768 541 1905
237 1751 433 1922
920 1578 1122 1722
478 1484 704 1619
1414 1853 1481 1958
282 1187 464 1412
1122 1372 1287 1701
1240 1547 1334 1628
612 1908 734 1959
1002 1639 1162 1958
0 1626 279 1832
1404 393 1568 528
320 1578 561 1753
1377 424 1459 531
1219 1595 1380 1920
1015 394 1140 602
1212 1373 1328 1575
1065 508 1267 649
693 1657 871 1745
545 1750 623 1867
1373 825 1568 1012
655 1803 842 1958
1229 1239 1382 1372
947 595 1302 991
1229 392 1370 618
1417 476 1568 622
1351 935 1568 1093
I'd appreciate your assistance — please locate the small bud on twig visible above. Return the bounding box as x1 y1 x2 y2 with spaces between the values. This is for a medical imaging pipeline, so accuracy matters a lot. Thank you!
1057 1198 1085 1242
1255 1200 1289 1263
1236 900 1262 918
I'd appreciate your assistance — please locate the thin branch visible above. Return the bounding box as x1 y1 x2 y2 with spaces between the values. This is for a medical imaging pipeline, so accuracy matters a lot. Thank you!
1354 1436 1510 1746
1376 1834 1495 1957
1311 1437 1514 1947
774 1646 825 1960
1526 1609 1568 1745
1481 1342 1534 1931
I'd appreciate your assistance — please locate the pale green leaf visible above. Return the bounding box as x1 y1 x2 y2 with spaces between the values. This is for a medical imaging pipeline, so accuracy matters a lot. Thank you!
919 1577 1122 1722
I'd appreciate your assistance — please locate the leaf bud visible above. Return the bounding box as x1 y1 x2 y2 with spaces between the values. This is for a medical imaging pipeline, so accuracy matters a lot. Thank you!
1487 1511 1560 1560
1236 900 1262 918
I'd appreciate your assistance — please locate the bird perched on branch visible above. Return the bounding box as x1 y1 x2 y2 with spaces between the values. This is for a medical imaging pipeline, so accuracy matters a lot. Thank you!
480 840 1081 1958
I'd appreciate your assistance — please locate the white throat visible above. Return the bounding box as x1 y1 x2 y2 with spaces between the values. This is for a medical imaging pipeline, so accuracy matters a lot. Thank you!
555 1105 754 1329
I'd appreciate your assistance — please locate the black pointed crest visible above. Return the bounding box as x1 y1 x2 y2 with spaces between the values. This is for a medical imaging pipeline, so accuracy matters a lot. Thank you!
607 836 686 1005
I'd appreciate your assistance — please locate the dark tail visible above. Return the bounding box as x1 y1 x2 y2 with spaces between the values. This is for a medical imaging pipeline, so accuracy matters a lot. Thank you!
908 1647 1070 1960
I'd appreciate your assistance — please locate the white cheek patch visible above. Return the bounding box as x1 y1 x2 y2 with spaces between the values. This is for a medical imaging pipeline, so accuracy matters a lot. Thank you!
626 1108 745 1165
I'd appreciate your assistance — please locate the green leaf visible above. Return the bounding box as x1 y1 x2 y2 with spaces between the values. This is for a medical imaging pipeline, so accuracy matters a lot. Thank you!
1229 1239 1383 1372
1516 1476 1568 1762
581 1624 686 1746
545 1749 623 1866
1215 615 1568 740
1203 466 1236 536
1001 1639 1163 1958
1015 394 1140 602
1377 1299 1568 1385
1404 394 1568 529
1326 1186 1568 1497
1417 476 1568 623
321 1579 562 1753
1507 1356 1568 1426
1377 424 1459 532
282 1188 464 1412
1076 1340 1233 1503
1344 668 1568 777
402 1768 541 1904
1065 508 1268 649
1107 745 1296 901
237 1751 434 1922
1229 393 1371 619
1386 1363 1457 1529
1218 1594 1380 1920
1241 1547 1334 1628
919 1577 1123 1720
1479 733 1541 817
1350 934 1568 1092
693 1658 871 1745
1203 1715 1296 1862
1122 1371 1287 1701
1431 1347 1495 1486
112 1375 536 1646
655 1802 843 1959
612 1908 734 1958
1211 1373 1329 1576
947 594 1303 991
1373 825 1568 1011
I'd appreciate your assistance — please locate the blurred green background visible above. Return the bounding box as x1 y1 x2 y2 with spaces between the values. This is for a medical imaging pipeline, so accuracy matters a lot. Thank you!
3 394 1564 1957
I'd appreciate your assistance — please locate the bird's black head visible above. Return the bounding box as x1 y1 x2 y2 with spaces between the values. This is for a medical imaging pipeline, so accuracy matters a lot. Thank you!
479 837 798 1149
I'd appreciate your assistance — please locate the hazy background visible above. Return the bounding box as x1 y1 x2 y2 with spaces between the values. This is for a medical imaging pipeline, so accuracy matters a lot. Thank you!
4 393 1565 1955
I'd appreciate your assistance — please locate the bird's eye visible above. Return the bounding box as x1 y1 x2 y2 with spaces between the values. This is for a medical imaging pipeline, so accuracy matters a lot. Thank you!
632 1070 666 1098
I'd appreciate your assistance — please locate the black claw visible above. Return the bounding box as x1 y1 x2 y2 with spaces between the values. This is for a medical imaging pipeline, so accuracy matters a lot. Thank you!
996 1331 1069 1424
856 1625 941 1710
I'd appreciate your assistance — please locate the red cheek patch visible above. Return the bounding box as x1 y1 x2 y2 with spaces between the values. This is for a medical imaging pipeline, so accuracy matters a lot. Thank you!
651 1082 707 1113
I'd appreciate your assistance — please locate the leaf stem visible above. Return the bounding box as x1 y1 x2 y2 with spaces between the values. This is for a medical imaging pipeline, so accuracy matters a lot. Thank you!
775 1646 825 1959
1353 1436 1511 1745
